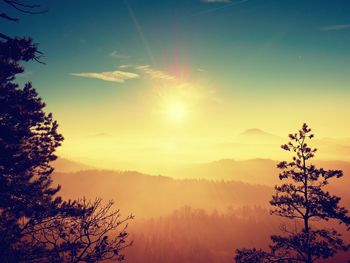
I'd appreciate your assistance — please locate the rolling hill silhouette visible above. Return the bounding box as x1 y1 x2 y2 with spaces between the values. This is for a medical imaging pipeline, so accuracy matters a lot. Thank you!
175 158 279 185
52 157 94 173
52 157 350 218
53 170 273 218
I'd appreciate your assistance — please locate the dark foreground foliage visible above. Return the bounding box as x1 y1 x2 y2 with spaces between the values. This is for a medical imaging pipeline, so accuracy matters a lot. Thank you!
0 4 133 262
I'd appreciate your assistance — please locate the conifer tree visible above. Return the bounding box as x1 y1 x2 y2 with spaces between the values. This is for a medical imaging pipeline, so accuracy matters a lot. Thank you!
0 2 132 261
0 32 67 261
235 124 350 263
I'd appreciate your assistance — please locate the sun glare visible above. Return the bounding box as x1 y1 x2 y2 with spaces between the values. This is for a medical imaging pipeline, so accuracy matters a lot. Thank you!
166 102 187 123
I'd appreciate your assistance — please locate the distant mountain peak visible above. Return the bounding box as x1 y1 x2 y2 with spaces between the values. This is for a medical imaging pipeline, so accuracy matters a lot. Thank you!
240 128 269 136
236 128 282 143
90 133 113 138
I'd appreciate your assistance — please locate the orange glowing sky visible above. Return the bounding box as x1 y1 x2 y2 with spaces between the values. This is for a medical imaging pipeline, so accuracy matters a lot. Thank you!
8 0 350 174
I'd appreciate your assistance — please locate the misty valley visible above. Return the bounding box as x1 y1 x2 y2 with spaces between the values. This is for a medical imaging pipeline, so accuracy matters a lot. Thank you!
52 158 350 262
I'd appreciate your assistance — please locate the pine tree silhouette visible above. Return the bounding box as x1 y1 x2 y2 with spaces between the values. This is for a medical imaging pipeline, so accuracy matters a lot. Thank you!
235 124 350 263
0 3 133 262
0 34 67 261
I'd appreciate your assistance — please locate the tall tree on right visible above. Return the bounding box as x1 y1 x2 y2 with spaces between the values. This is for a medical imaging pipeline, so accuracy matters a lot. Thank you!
235 124 350 263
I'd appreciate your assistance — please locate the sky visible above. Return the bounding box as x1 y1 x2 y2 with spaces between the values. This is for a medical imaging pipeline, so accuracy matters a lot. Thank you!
3 0 350 171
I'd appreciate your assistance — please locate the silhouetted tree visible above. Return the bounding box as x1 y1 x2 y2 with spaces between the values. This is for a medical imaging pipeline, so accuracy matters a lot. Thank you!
0 4 133 262
0 33 67 262
27 199 133 262
0 0 47 42
0 0 47 22
235 124 350 263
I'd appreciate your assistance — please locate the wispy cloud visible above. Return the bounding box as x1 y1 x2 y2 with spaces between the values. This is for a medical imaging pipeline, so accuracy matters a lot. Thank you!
135 65 175 81
320 24 350 31
193 0 248 16
110 50 130 59
72 65 175 84
71 70 139 83
118 64 133 69
202 0 232 3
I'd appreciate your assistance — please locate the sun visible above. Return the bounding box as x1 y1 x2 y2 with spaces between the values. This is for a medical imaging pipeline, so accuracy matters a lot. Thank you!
166 101 187 123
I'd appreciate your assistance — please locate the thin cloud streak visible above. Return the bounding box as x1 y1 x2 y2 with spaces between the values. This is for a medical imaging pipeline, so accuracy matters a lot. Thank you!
135 65 175 81
110 51 130 59
71 70 139 83
118 64 133 69
71 65 175 83
191 0 248 17
202 0 232 3
320 24 350 31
